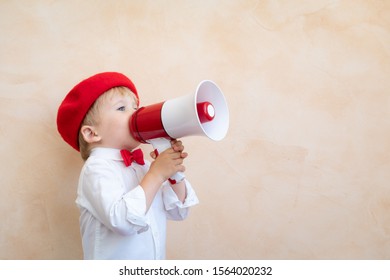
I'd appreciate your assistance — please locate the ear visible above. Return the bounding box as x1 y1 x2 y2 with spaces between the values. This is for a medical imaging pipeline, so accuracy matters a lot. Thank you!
80 125 102 144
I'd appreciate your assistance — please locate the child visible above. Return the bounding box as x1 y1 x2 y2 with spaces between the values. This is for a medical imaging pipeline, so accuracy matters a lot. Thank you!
56 72 199 259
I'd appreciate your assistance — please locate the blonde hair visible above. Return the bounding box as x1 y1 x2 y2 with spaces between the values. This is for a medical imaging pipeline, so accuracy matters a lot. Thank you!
78 86 137 160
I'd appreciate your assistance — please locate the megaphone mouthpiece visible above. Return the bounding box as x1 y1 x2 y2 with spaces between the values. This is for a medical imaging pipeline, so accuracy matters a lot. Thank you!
129 102 167 143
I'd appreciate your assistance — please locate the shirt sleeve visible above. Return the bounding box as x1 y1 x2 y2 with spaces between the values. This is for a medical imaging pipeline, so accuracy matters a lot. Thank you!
161 179 199 220
76 158 149 235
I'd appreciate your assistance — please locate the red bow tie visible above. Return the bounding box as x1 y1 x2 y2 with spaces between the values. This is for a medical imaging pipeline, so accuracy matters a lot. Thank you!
120 149 145 166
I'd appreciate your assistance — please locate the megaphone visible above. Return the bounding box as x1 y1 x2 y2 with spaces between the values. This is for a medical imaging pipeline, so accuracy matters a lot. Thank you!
129 80 229 184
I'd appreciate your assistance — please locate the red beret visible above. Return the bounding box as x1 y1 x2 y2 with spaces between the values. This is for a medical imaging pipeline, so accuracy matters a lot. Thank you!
56 72 138 151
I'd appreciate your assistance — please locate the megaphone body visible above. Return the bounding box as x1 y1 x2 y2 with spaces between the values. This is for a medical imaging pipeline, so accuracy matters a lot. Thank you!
129 80 229 183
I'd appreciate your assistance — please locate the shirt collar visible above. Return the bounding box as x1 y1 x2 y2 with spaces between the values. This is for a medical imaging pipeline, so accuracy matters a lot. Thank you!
90 147 123 162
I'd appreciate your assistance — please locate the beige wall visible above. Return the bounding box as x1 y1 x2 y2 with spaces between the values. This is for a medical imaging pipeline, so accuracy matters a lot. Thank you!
1 0 389 259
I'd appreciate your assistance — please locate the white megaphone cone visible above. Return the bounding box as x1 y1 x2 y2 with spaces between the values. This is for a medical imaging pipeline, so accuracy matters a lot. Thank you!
129 80 229 184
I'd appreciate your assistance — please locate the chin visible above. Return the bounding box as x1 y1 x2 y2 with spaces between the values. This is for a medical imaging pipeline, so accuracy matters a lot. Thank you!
125 141 141 150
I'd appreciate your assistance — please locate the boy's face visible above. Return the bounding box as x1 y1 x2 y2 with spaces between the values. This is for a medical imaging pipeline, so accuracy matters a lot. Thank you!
95 91 140 150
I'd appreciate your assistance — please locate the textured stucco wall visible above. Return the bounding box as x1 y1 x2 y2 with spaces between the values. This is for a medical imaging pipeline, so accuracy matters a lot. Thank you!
1 0 389 259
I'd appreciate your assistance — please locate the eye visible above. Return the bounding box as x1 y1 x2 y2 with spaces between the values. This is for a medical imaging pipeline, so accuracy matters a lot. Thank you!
117 106 125 111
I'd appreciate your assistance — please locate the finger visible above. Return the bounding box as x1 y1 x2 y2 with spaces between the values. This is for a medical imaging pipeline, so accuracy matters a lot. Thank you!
177 144 185 153
173 146 184 153
176 164 186 172
162 147 176 155
173 156 184 165
172 142 182 151
170 151 183 160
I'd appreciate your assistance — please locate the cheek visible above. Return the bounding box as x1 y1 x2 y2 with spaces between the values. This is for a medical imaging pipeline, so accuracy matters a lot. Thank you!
118 116 132 136
112 118 130 134
101 115 129 136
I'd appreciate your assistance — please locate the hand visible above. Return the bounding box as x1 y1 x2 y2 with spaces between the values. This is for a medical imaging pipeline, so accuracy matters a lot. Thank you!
149 139 188 160
141 140 188 209
148 139 188 182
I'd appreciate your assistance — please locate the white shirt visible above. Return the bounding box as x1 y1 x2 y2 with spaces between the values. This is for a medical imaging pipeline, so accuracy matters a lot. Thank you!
75 147 199 259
